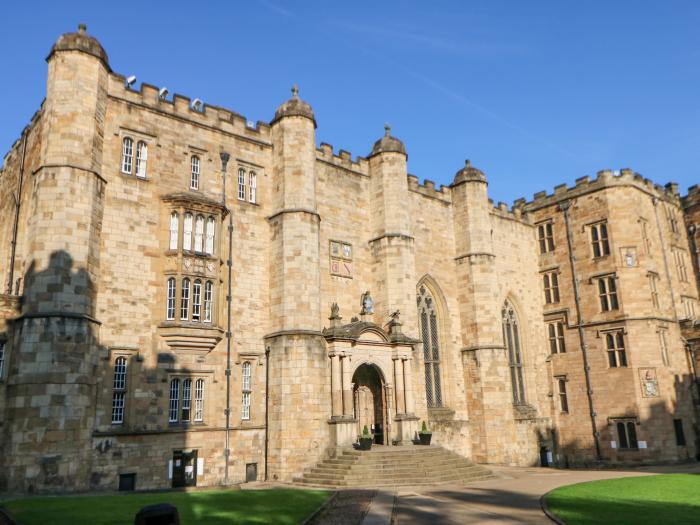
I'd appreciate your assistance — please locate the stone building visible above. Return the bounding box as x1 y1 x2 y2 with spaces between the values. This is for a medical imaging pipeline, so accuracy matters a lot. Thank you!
0 26 698 493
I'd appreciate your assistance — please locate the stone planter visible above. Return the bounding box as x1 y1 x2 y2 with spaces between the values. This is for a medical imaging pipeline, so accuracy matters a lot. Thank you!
359 437 373 450
418 432 432 445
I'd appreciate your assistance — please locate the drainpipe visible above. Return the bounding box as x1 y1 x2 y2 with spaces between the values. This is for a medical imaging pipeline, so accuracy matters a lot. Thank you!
7 130 28 295
264 345 270 481
560 200 603 460
220 151 232 484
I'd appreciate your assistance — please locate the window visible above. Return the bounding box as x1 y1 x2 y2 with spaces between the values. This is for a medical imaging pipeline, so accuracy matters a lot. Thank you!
194 215 204 253
192 280 202 322
640 219 651 254
169 377 205 424
0 342 4 379
182 378 192 422
238 168 246 200
121 137 133 174
538 222 554 253
169 378 180 423
135 141 148 178
682 296 696 320
111 356 127 424
205 217 215 255
249 171 257 203
502 300 526 404
181 278 190 320
166 278 176 320
649 273 660 309
674 249 688 282
615 420 638 449
242 362 252 420
597 275 619 312
557 377 568 413
655 328 670 367
674 419 686 446
194 379 205 422
605 331 627 367
417 285 443 408
190 155 200 190
591 222 610 258
667 206 679 234
169 212 179 250
183 213 193 251
548 321 566 354
204 281 213 323
543 271 560 304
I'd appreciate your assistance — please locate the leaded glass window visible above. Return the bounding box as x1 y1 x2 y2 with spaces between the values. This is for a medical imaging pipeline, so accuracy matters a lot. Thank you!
502 300 526 404
111 356 127 424
417 285 442 408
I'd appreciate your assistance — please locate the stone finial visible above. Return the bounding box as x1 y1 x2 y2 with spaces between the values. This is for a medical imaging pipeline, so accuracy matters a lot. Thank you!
465 159 471 167
384 123 391 136
291 84 299 98
78 23 87 34
387 310 403 336
329 302 341 320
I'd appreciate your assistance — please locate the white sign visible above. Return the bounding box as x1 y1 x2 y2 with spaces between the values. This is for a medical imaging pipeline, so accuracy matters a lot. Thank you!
638 441 647 449
611 440 617 449
168 460 173 479
197 458 204 476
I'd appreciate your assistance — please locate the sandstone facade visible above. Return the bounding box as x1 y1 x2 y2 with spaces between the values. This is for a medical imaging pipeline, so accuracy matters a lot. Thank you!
0 27 698 493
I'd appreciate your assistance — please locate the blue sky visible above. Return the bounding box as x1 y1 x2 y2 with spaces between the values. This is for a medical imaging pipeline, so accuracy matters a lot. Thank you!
2 1 699 204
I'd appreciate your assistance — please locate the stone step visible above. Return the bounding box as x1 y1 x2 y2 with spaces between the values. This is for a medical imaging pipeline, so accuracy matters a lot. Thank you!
300 467 491 483
308 463 484 477
294 472 493 488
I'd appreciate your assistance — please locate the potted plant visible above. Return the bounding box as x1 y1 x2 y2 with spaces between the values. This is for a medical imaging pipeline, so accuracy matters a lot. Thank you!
418 421 432 445
358 425 373 450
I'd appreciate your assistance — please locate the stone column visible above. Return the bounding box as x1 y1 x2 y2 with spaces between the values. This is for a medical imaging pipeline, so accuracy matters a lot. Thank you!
331 354 342 417
403 358 415 415
393 357 405 415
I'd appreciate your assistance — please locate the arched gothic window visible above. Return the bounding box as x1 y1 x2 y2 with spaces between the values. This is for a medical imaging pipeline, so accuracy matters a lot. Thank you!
194 378 205 422
249 171 257 203
135 141 148 178
190 155 200 190
205 217 215 255
166 278 176 320
183 213 193 251
502 300 525 404
111 356 127 424
204 281 213 322
417 285 442 407
194 215 204 252
169 212 179 250
121 137 133 173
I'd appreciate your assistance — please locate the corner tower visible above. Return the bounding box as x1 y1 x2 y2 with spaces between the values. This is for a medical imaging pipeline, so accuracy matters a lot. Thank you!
2 25 108 492
266 87 328 481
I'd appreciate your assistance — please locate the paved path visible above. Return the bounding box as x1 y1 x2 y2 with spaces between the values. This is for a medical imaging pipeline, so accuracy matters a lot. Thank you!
391 463 700 525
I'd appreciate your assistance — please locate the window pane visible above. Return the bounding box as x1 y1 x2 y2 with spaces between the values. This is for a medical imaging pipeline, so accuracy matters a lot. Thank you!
192 281 202 321
205 217 215 255
183 213 193 251
191 156 200 190
122 138 133 173
238 169 246 200
627 422 638 448
135 141 147 178
249 172 257 203
166 278 176 320
181 279 190 320
194 379 205 422
194 216 204 252
169 212 179 250
204 281 213 323
169 379 180 423
182 378 192 422
617 422 628 448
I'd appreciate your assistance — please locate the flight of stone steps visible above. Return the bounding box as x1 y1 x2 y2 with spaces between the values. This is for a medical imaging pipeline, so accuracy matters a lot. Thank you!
294 445 494 488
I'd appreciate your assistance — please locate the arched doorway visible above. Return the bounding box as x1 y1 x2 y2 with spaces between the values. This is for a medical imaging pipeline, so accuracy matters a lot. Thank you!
352 364 387 445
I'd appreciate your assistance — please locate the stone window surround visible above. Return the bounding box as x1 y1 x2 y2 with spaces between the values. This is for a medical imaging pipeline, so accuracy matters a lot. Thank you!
647 271 660 310
547 319 566 354
638 217 652 255
541 268 561 305
599 327 628 368
235 160 263 205
609 417 640 450
164 274 217 326
554 375 569 414
167 373 208 426
536 219 555 254
167 208 218 258
118 128 155 180
590 272 621 313
587 219 612 259
656 325 670 367
104 348 140 427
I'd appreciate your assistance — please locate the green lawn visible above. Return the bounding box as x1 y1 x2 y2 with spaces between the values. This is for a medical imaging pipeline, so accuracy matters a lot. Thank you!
1 488 332 525
545 474 700 525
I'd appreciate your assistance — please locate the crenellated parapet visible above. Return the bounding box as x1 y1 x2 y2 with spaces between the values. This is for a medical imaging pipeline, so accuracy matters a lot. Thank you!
516 168 683 212
407 175 451 203
682 184 700 212
316 143 369 175
490 200 529 224
106 74 271 146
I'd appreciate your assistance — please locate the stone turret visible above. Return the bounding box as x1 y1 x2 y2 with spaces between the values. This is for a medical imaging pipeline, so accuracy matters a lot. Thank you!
367 125 418 335
266 86 327 482
3 25 108 492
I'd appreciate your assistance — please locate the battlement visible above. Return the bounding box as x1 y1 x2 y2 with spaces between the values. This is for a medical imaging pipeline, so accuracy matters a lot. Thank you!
682 184 700 210
107 74 272 145
407 174 451 203
316 143 369 175
489 199 527 223
516 168 682 212
1 103 44 172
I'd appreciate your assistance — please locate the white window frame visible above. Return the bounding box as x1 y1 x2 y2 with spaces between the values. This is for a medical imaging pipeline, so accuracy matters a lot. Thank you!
194 215 204 253
169 212 179 251
249 171 257 203
182 378 192 422
190 155 200 190
242 392 251 420
204 281 213 323
135 141 148 178
205 217 215 255
169 378 180 423
242 362 252 420
166 278 176 320
192 280 202 322
238 168 246 201
181 278 190 320
111 356 127 424
121 137 134 174
194 378 205 422
183 213 193 251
